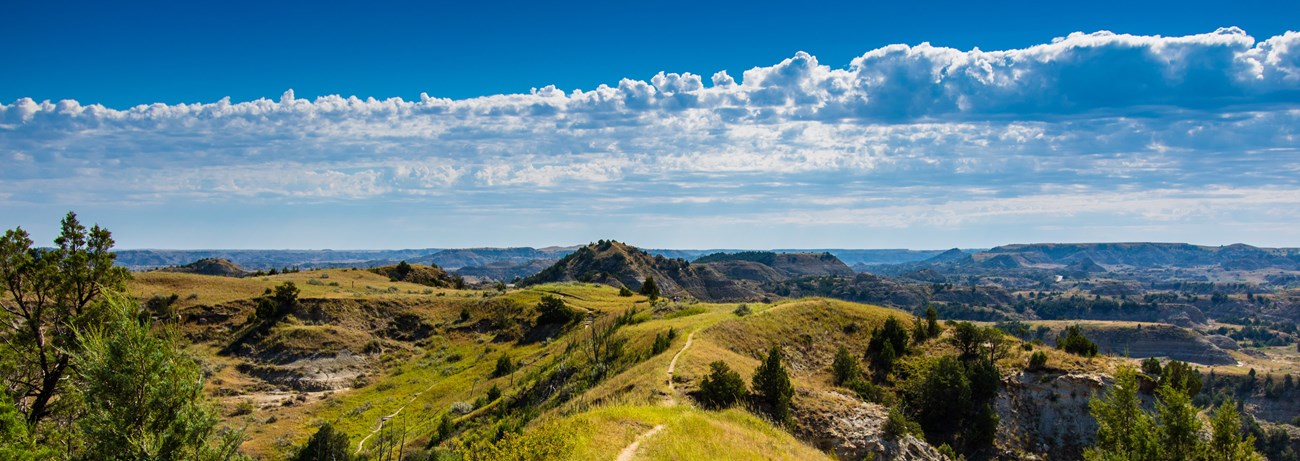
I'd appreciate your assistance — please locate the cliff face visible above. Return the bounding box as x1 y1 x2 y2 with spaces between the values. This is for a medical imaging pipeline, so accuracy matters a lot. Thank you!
996 372 1107 460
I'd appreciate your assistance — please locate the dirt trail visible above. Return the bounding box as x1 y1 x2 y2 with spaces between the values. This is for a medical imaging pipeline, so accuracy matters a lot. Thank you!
355 380 439 455
614 329 696 460
664 329 696 403
614 424 665 461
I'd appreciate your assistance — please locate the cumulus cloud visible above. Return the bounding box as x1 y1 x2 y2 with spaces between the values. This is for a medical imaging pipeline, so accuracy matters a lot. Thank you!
2 28 1300 246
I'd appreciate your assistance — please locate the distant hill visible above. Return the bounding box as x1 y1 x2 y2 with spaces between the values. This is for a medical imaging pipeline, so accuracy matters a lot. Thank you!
696 251 855 279
417 247 578 270
979 242 1300 269
158 258 249 277
453 259 558 281
520 241 769 301
368 262 463 288
115 249 441 271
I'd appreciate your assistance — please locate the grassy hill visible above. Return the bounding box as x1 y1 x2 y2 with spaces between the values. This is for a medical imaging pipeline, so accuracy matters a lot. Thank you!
124 267 1296 460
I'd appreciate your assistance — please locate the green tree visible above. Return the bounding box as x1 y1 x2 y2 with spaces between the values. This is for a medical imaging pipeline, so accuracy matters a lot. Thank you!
1057 325 1099 357
1141 357 1163 377
291 423 353 461
394 260 412 280
697 361 747 409
831 346 862 386
875 341 897 378
1156 383 1204 461
905 355 971 435
949 322 1010 364
752 345 794 424
254 281 300 321
925 306 941 339
869 317 910 357
0 390 52 460
638 276 661 301
1207 398 1262 461
0 211 129 429
535 295 578 325
74 297 245 460
1085 366 1160 461
493 353 515 378
1160 360 1203 397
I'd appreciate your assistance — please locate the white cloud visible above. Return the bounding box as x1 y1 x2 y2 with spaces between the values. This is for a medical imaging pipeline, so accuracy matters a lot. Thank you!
1 28 1300 247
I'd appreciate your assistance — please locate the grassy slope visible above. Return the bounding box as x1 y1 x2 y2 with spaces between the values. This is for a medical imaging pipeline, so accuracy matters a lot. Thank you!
135 272 1141 460
530 405 832 460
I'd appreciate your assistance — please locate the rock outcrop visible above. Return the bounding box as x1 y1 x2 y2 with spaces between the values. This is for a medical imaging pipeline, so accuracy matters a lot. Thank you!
997 372 1107 460
795 390 949 461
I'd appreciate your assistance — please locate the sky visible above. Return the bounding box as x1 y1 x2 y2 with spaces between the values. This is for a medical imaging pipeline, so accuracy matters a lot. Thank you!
2 1 1300 250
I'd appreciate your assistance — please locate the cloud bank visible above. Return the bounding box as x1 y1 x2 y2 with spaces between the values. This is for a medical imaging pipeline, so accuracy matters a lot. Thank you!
3 28 1300 247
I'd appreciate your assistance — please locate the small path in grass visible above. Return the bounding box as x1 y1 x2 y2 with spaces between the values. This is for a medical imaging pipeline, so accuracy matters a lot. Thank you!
664 329 696 404
614 328 697 460
614 424 665 461
355 379 440 455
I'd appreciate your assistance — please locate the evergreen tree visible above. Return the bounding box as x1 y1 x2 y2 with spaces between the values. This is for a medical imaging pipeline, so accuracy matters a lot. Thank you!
875 341 897 378
535 295 579 325
1157 383 1204 461
1057 324 1099 357
0 212 129 428
74 297 245 460
925 306 941 339
752 345 794 424
831 346 862 386
1085 366 1160 461
0 390 52 460
638 276 660 301
697 361 747 409
1207 398 1263 461
291 423 353 461
906 355 971 435
1160 360 1203 396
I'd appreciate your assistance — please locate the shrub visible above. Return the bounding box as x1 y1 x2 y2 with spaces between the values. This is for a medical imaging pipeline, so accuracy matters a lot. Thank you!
493 353 515 378
432 413 456 446
733 304 752 317
1028 351 1049 371
846 378 890 404
291 423 353 461
883 406 922 440
697 361 748 409
651 329 675 355
536 295 579 325
232 399 255 416
459 307 471 322
486 384 502 402
618 287 633 297
1056 325 1098 357
450 402 474 414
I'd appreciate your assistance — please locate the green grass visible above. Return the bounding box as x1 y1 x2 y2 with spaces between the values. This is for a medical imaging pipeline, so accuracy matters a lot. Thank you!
487 405 833 461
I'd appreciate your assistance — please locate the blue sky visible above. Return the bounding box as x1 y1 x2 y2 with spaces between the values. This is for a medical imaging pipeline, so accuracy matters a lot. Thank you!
3 1 1300 249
